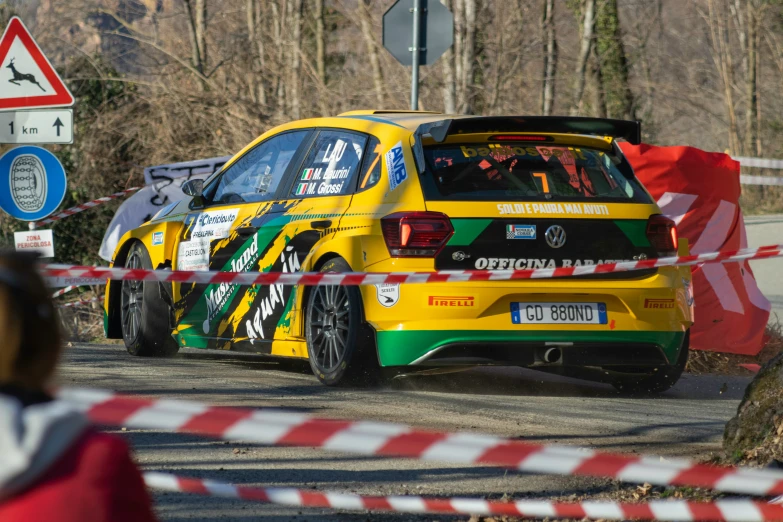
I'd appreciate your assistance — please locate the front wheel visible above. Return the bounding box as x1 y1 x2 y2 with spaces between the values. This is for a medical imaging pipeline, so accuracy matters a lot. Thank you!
612 330 690 395
120 241 179 357
305 258 379 386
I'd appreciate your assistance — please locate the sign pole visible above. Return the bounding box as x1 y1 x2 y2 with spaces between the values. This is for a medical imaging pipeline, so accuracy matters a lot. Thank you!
410 0 422 110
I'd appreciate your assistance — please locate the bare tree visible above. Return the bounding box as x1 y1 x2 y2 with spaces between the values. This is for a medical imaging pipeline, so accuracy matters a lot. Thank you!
707 0 741 153
314 0 326 87
458 0 477 114
246 0 266 105
357 0 385 106
540 0 557 116
183 0 205 76
289 0 304 119
571 0 597 116
441 0 457 113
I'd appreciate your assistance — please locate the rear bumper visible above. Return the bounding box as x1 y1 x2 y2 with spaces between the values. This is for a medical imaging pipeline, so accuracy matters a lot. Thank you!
376 329 685 367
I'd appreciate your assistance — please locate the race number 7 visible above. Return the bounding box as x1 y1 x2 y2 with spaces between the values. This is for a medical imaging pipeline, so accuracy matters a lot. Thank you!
533 172 550 193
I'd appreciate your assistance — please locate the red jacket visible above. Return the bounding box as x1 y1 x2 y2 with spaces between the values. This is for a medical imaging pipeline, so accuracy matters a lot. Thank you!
0 428 158 522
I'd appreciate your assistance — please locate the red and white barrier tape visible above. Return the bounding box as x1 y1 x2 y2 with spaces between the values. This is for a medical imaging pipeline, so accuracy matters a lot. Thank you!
52 285 79 298
35 187 141 227
40 244 783 287
143 471 783 521
57 296 103 308
56 388 783 497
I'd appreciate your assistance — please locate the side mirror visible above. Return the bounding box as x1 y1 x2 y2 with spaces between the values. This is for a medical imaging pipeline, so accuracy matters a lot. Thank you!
182 179 204 197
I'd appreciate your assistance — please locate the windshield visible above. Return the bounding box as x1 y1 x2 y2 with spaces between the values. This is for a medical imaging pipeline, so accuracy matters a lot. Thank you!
421 141 652 203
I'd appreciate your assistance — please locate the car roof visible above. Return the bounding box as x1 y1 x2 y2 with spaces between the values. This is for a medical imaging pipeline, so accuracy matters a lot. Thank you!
335 110 457 132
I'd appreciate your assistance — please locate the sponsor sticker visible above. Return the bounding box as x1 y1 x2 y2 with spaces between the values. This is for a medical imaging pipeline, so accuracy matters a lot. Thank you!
497 202 610 216
246 245 301 343
203 233 261 333
375 283 400 307
644 298 675 309
385 141 408 191
506 224 536 240
152 231 164 245
187 208 240 240
474 257 631 269
177 239 210 271
428 295 476 308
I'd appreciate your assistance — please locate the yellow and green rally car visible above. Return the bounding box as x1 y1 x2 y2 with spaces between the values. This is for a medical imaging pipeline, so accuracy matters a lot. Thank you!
104 111 694 393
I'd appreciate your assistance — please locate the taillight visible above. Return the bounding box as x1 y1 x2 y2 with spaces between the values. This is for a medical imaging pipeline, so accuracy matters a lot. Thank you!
381 212 454 257
646 215 678 256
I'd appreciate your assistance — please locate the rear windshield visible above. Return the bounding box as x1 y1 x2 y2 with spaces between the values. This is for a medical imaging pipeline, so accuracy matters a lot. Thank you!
421 142 652 203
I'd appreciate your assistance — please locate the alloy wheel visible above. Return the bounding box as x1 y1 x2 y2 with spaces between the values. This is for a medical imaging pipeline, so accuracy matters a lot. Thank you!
308 285 350 371
121 249 144 341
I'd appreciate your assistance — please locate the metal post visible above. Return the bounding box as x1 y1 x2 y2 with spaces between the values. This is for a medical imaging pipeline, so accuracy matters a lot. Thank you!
28 221 36 231
410 0 422 110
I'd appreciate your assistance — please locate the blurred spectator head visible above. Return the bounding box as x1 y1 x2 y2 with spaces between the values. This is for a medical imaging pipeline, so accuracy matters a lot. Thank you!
0 251 60 390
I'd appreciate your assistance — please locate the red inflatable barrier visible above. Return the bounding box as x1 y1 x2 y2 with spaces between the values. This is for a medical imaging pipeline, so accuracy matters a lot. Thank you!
621 143 770 355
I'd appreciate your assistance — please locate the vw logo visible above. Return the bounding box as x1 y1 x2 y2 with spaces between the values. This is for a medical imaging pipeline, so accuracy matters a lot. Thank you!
545 225 566 248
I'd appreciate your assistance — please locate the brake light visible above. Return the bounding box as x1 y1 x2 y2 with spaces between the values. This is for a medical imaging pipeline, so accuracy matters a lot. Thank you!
381 212 454 257
646 215 678 256
489 134 552 142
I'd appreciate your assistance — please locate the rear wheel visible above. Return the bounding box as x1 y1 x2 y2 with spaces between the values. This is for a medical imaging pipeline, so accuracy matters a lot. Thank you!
305 258 379 386
611 330 689 395
121 241 179 357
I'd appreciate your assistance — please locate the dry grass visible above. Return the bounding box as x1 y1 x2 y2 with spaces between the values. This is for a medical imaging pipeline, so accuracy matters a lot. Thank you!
56 288 105 343
686 320 783 376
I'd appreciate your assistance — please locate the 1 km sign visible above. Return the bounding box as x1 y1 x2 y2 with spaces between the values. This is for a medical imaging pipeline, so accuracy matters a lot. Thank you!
0 17 74 111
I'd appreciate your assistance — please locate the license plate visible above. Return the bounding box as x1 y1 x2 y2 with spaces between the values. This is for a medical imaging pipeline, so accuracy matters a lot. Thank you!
510 302 607 324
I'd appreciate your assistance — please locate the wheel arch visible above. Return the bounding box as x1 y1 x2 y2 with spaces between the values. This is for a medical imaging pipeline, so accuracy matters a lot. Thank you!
105 238 140 339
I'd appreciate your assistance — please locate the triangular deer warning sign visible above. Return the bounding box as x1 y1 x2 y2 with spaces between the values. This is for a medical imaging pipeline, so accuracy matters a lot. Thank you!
0 17 74 111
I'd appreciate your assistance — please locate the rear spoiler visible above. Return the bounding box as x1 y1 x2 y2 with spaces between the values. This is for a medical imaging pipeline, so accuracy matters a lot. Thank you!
411 116 641 173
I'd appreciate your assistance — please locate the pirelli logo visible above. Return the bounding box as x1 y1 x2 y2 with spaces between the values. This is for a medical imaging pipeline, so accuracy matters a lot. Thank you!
428 296 476 307
644 298 675 309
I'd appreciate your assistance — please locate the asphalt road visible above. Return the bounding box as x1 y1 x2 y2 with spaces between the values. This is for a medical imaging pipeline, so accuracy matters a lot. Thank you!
56 343 751 521
745 214 783 321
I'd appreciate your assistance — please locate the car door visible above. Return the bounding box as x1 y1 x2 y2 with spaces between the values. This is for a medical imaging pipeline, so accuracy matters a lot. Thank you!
233 128 370 347
171 129 313 350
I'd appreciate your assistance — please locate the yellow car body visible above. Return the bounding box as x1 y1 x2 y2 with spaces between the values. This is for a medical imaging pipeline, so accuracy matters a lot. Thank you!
104 111 694 389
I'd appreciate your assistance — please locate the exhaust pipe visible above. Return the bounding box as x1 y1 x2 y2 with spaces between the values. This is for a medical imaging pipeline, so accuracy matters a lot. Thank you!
543 347 562 364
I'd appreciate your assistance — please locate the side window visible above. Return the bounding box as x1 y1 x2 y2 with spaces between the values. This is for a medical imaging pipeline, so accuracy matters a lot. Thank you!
213 130 308 204
357 136 383 192
290 130 367 198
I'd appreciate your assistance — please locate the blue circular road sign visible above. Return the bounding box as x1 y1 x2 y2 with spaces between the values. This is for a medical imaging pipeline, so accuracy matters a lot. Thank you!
0 146 67 221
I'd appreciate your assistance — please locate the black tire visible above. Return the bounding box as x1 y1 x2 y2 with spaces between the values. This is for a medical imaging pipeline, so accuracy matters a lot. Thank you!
120 241 179 357
305 257 379 386
612 330 690 395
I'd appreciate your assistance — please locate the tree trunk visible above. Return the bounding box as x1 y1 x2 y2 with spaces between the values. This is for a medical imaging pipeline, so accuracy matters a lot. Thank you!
540 0 557 115
708 0 741 154
744 0 758 155
358 0 385 107
289 0 304 119
273 0 287 115
441 0 457 113
195 0 207 71
246 0 267 106
314 0 326 87
183 0 203 75
459 0 477 114
594 0 634 119
588 46 607 117
571 0 597 116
